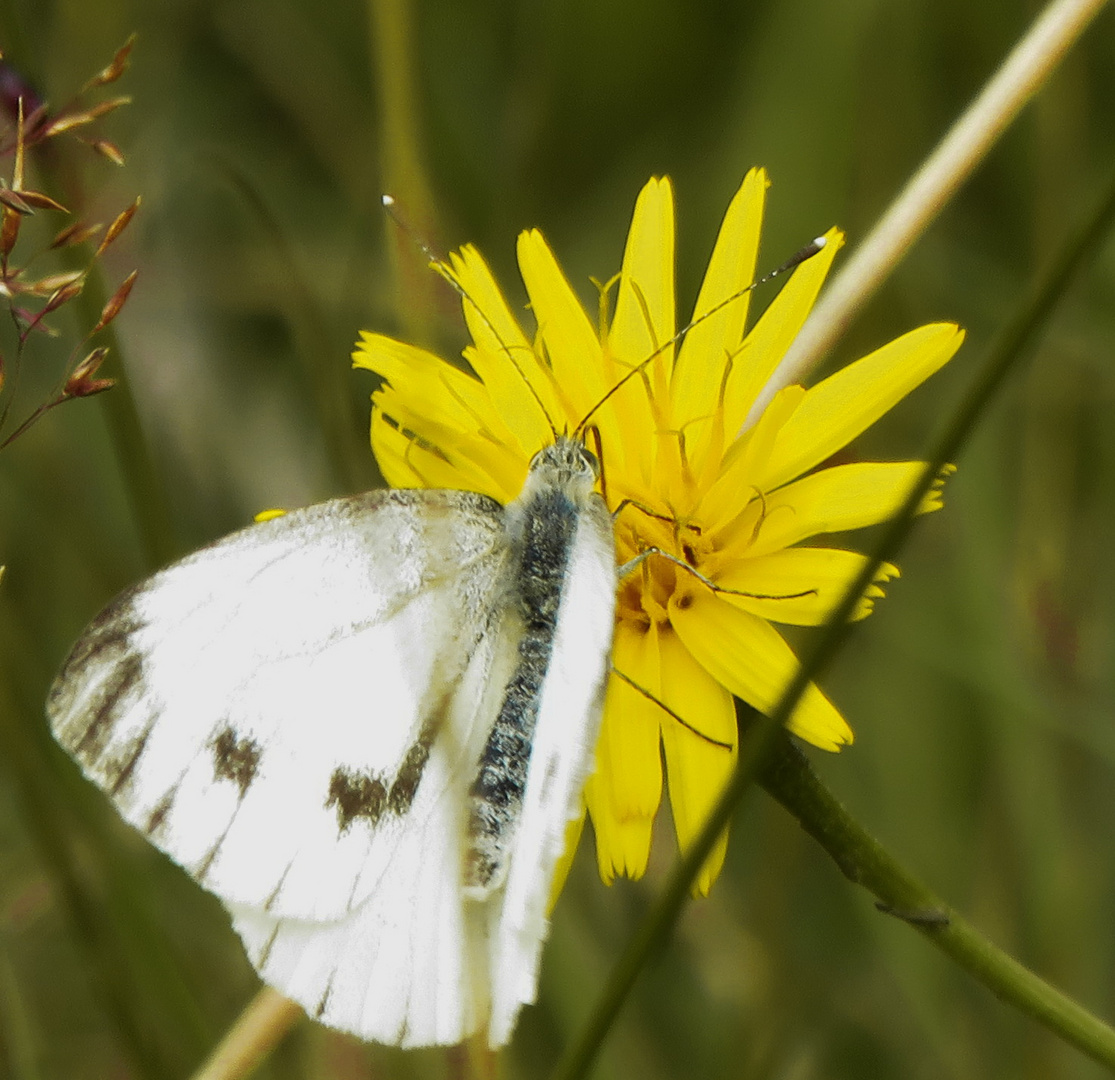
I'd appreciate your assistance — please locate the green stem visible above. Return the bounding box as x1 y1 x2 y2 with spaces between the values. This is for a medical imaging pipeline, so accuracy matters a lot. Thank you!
552 155 1115 1080
367 0 443 347
758 732 1115 1071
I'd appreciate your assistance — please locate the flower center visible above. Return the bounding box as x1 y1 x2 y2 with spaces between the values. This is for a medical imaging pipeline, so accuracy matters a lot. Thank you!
614 508 709 631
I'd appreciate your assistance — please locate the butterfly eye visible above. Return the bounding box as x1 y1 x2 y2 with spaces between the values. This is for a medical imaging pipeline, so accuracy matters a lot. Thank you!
529 439 598 480
580 446 600 479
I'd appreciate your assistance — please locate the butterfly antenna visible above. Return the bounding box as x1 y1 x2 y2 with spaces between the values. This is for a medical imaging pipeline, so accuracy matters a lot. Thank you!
381 195 559 440
575 235 827 435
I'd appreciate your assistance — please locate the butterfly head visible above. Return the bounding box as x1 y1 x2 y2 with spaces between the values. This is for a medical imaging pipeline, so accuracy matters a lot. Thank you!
523 438 600 501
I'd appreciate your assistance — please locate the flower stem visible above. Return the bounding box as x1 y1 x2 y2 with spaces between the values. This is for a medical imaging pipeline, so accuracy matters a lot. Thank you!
757 732 1115 1071
746 0 1110 427
553 144 1115 1080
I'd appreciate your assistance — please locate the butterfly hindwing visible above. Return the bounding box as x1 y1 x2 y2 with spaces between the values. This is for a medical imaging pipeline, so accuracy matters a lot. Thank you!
48 489 512 924
226 603 515 1047
227 546 526 1048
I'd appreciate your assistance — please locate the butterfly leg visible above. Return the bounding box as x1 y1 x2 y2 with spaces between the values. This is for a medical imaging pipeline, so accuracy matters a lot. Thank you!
617 547 815 602
610 666 733 750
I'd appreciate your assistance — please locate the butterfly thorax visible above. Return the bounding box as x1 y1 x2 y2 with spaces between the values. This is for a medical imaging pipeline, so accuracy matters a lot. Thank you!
463 437 611 897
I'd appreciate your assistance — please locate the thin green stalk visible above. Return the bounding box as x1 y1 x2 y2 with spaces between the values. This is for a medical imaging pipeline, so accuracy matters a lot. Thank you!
188 989 302 1080
552 162 1115 1080
757 731 1115 1071
368 0 442 346
0 32 200 1069
747 0 1111 425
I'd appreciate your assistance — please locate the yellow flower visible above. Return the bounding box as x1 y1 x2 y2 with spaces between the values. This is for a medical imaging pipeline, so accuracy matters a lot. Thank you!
353 171 963 896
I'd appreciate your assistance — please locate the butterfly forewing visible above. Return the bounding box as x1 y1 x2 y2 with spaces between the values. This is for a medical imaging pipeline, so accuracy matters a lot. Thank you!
48 489 511 923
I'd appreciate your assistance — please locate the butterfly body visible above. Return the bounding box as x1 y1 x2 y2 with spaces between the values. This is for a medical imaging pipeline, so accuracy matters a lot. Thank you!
48 436 616 1047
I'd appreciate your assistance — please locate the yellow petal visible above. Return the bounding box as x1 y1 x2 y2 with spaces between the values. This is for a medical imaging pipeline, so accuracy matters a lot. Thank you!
584 768 654 885
601 624 666 819
516 229 606 421
657 630 736 895
669 590 852 750
600 178 677 490
610 176 676 378
584 623 664 883
701 384 805 536
449 245 559 452
449 244 531 358
370 408 523 499
671 169 766 457
714 548 900 624
759 323 964 492
369 408 421 488
721 226 843 432
355 332 492 430
547 807 587 911
745 461 951 557
361 331 532 499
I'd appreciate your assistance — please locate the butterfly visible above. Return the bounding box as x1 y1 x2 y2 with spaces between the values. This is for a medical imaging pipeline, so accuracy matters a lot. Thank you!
46 214 826 1049
46 435 616 1048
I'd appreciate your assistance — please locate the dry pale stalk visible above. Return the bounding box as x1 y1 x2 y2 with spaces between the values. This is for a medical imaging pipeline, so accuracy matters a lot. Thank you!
190 988 303 1080
744 0 1110 428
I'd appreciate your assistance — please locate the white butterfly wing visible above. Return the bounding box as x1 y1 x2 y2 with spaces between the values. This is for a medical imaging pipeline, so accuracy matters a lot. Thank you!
48 489 510 926
51 441 620 1049
228 831 487 1048
228 603 516 1047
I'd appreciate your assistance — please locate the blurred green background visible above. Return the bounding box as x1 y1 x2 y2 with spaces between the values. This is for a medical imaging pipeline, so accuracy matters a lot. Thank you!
2 0 1115 1077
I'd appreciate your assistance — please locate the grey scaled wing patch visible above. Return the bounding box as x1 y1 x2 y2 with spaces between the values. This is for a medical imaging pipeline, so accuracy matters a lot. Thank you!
326 710 439 834
50 594 148 776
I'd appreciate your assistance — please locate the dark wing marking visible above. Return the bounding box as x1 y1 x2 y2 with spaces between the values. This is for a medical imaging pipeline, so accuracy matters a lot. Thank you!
210 726 262 798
